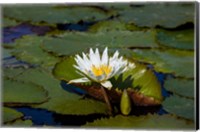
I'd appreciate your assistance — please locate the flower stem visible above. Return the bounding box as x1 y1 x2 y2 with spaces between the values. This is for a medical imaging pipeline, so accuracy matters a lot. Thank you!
101 86 113 115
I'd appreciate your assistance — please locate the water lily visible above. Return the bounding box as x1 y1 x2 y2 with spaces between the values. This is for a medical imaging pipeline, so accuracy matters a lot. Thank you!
68 47 134 89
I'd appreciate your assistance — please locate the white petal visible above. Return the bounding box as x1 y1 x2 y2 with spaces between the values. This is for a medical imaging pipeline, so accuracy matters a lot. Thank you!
89 48 99 66
101 81 112 90
68 77 91 84
95 48 101 66
101 47 108 65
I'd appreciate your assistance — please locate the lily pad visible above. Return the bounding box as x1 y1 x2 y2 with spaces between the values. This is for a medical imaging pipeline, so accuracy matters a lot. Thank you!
118 3 195 28
164 78 194 98
88 20 131 32
83 114 194 129
162 95 194 120
42 30 158 56
11 35 59 68
130 49 194 78
53 57 163 105
3 107 23 123
115 62 163 104
3 67 25 78
157 29 194 50
3 17 19 27
4 119 33 127
10 68 108 115
3 78 48 105
3 5 113 24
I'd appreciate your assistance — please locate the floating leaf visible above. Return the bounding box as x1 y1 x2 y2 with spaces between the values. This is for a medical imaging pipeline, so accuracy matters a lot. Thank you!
2 17 19 27
130 49 194 78
11 35 59 68
4 119 33 127
3 107 23 123
53 57 162 106
88 20 128 32
3 78 48 105
157 29 194 50
3 67 25 78
119 62 163 104
42 30 158 56
3 5 113 24
83 114 194 129
9 68 108 115
164 78 194 98
118 3 194 28
162 95 194 120
2 48 13 58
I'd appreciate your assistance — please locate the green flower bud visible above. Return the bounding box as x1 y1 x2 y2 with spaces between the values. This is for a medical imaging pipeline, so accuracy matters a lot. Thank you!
120 89 131 115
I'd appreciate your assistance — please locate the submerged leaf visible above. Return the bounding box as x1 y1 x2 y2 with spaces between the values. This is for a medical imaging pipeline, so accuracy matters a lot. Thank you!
162 95 194 120
83 114 194 129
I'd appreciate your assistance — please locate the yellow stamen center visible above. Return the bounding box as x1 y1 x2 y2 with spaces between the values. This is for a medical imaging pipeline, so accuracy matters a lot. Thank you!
91 65 112 77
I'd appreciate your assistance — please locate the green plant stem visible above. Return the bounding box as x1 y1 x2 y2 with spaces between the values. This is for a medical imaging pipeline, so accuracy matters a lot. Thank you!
101 86 113 115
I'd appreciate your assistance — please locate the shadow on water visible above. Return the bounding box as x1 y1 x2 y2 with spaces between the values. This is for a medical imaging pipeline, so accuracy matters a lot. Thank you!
13 106 108 127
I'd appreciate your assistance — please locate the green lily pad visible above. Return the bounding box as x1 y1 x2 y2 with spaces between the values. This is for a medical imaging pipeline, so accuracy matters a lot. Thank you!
89 20 140 32
41 30 158 56
53 56 162 105
3 5 113 24
10 68 108 115
114 62 163 103
4 119 33 127
83 114 194 129
3 68 25 78
3 17 19 27
11 35 59 68
130 49 194 78
162 95 194 120
164 78 194 98
3 107 23 123
157 29 194 50
118 3 194 28
3 78 48 105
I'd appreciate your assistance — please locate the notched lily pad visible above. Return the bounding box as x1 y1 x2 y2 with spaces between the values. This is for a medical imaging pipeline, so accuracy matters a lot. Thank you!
8 68 108 115
53 57 163 106
157 29 194 50
3 78 48 105
83 114 194 129
164 77 194 98
3 5 113 24
11 35 59 68
162 95 194 121
130 49 194 78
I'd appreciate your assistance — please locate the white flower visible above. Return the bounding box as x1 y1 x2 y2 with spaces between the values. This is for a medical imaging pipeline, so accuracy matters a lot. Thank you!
68 47 134 90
